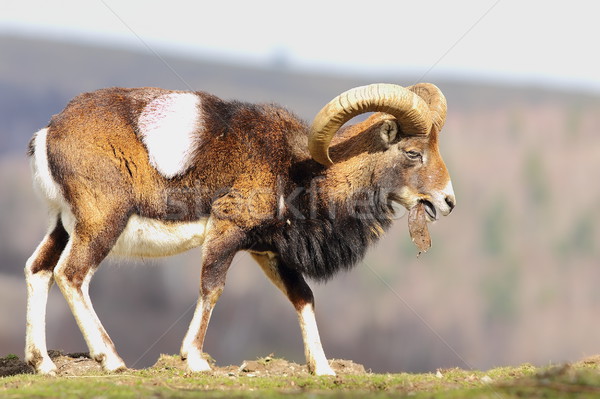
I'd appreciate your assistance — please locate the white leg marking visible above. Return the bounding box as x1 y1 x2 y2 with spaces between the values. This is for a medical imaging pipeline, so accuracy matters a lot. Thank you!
53 240 126 372
25 223 60 375
298 304 335 376
25 267 56 375
181 299 210 372
180 298 212 372
252 253 335 376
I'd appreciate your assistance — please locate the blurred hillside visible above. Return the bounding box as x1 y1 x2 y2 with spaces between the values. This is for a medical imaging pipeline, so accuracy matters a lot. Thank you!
1 34 599 373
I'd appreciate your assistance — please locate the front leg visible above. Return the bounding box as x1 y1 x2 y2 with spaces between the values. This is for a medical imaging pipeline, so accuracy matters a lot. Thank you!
297 301 336 376
181 220 245 372
252 252 335 376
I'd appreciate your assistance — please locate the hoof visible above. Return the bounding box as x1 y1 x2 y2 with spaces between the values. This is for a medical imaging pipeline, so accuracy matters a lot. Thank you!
95 353 127 373
186 355 212 372
310 360 336 376
314 366 336 376
35 360 58 376
26 352 57 376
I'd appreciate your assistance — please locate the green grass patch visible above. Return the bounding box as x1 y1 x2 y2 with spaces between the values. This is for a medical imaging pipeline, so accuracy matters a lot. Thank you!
1 354 600 398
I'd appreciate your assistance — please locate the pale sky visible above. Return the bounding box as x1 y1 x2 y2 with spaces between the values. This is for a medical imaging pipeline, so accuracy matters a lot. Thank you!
1 0 598 92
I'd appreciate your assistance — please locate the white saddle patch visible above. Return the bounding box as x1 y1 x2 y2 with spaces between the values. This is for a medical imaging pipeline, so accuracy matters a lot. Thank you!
138 92 202 178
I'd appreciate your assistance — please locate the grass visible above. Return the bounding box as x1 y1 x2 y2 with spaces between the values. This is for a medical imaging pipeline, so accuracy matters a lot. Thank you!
1 354 600 398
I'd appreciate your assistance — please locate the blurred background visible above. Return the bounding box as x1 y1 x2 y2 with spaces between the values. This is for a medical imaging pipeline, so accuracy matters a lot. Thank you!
1 0 599 373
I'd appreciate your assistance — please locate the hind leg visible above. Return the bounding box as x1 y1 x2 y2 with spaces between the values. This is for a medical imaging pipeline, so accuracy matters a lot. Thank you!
252 252 335 376
52 221 127 372
25 217 69 374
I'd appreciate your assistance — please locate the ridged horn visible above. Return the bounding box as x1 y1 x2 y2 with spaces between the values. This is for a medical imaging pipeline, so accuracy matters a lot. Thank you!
408 83 447 133
308 83 432 166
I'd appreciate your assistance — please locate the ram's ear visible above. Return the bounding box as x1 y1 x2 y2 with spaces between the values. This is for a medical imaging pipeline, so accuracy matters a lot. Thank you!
379 120 399 147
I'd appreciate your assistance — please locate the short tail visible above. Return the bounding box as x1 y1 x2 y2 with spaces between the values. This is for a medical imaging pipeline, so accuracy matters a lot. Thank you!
27 131 38 157
29 128 62 204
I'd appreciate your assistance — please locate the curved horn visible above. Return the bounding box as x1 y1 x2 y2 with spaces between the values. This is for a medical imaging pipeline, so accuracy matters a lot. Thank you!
309 84 432 166
408 83 447 133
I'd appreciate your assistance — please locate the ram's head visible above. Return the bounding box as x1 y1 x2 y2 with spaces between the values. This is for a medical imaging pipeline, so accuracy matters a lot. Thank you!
308 83 455 253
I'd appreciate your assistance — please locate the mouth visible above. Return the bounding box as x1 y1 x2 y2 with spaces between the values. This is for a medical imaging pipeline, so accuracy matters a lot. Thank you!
420 200 437 221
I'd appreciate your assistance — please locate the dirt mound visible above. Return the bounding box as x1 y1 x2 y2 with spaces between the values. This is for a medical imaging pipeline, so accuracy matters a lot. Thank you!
576 355 600 367
0 351 105 377
152 353 366 377
49 351 104 375
0 355 32 377
0 351 366 378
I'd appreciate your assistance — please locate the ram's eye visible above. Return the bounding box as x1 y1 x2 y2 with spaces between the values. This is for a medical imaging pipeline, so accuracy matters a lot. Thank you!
405 150 422 161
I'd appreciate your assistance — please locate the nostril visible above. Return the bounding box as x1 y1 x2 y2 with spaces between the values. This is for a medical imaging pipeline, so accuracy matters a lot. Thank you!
445 196 456 212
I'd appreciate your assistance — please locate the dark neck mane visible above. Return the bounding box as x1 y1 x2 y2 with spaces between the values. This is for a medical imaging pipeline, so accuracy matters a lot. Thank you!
253 187 395 281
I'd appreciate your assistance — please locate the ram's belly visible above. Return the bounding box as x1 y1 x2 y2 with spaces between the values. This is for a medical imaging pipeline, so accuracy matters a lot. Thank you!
111 215 210 258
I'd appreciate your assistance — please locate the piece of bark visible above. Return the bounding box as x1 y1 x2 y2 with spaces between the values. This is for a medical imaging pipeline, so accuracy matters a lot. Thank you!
408 203 431 256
